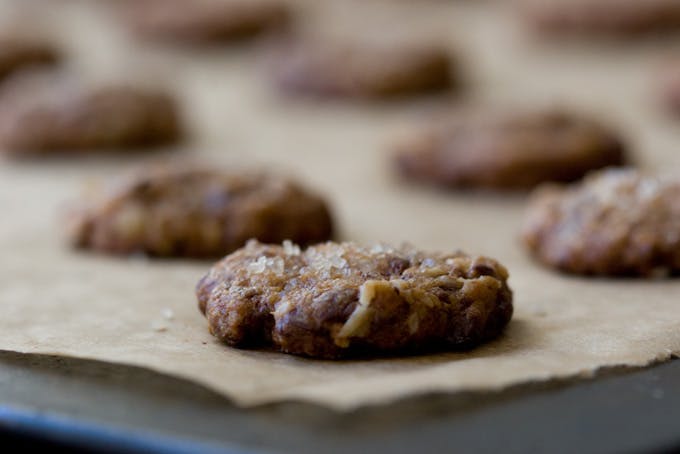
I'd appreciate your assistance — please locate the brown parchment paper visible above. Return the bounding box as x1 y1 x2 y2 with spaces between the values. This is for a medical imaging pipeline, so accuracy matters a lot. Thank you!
1 0 680 410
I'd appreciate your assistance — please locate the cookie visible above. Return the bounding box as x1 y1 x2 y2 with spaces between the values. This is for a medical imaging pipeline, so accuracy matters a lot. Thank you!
123 0 289 44
525 0 680 37
272 39 453 99
0 82 181 154
0 37 58 81
68 166 334 258
659 63 680 115
393 110 626 190
197 241 513 358
522 168 680 276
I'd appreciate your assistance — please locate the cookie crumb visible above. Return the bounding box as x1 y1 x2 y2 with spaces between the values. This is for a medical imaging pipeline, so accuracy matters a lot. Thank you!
151 320 168 332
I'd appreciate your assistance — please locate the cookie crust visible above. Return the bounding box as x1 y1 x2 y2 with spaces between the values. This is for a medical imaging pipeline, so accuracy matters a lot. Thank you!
522 168 680 276
394 111 626 190
197 241 513 358
69 166 334 258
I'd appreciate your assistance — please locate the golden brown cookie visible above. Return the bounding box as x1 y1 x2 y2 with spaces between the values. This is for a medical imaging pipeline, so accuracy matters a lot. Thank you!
0 82 181 155
525 0 680 37
197 241 513 358
393 110 626 190
0 37 58 81
122 0 289 44
271 38 453 99
522 168 680 276
68 166 334 259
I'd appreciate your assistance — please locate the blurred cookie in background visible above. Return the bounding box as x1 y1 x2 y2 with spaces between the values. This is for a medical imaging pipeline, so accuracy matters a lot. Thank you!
121 0 289 45
659 61 680 115
392 110 627 190
67 164 335 259
524 0 680 38
270 37 455 100
0 75 183 156
0 35 59 82
522 168 680 276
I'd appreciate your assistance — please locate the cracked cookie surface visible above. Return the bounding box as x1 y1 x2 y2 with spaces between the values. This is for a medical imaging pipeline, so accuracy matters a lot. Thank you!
522 168 680 276
393 110 626 190
197 241 513 358
69 166 334 258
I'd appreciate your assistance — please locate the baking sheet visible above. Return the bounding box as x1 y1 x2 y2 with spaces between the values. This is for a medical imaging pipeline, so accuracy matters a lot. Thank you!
1 0 680 410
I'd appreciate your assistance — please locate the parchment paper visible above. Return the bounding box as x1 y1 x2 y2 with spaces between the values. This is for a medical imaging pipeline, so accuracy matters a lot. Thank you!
1 0 680 410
